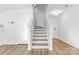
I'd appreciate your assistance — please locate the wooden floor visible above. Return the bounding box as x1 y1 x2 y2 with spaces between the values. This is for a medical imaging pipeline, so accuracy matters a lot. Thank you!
0 39 79 55
31 49 49 55
52 39 79 55
0 44 28 55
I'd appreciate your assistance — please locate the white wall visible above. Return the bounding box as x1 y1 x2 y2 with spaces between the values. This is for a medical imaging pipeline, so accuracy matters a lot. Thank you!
46 15 58 38
0 6 33 45
35 8 45 27
58 5 79 49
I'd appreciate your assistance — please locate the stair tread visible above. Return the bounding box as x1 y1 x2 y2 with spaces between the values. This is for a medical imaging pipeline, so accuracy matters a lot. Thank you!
34 30 45 31
34 33 46 34
34 26 45 28
33 35 47 37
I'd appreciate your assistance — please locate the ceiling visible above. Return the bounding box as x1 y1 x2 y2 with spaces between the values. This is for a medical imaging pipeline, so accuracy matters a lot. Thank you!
0 4 32 9
47 4 73 16
0 4 73 10
0 4 74 15
47 4 67 10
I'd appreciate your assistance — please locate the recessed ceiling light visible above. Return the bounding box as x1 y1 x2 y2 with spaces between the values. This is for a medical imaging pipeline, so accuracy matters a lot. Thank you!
50 9 63 16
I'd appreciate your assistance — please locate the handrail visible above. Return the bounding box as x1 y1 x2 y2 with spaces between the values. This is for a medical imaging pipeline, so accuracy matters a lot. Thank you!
46 19 53 50
28 5 35 50
27 18 35 50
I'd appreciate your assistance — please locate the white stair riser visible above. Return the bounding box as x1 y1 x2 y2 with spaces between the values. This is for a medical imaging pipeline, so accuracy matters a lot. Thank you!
34 30 46 32
33 37 47 39
32 41 48 43
34 34 46 36
34 29 45 31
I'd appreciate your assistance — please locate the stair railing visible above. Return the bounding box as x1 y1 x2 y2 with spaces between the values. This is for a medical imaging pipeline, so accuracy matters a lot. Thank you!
28 18 35 50
28 5 35 50
46 19 53 50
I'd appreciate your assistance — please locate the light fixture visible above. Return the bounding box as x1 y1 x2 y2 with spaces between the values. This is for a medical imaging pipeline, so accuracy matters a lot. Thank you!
50 9 63 16
34 4 37 6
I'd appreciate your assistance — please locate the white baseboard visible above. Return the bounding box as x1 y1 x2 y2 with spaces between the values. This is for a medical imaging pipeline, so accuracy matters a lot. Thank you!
0 42 28 46
27 48 31 50
56 37 79 49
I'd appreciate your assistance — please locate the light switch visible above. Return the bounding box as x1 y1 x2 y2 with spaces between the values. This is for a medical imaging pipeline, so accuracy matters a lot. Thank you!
54 27 56 30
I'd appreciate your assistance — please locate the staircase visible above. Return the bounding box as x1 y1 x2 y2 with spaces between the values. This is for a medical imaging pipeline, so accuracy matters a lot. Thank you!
29 4 53 50
32 26 48 49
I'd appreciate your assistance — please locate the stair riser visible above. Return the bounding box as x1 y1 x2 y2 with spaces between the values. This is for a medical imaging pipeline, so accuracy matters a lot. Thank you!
34 32 46 34
34 34 46 36
33 37 47 39
34 30 45 32
32 41 48 43
34 30 45 31
32 43 48 46
34 29 45 30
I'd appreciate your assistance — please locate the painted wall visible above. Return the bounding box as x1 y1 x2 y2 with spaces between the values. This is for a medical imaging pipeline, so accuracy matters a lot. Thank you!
46 15 58 38
58 5 79 49
34 8 45 27
0 6 33 45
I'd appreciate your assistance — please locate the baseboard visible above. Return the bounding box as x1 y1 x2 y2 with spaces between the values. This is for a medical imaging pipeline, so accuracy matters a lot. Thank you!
0 43 28 46
27 48 31 50
18 44 28 45
53 36 59 39
56 37 79 49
